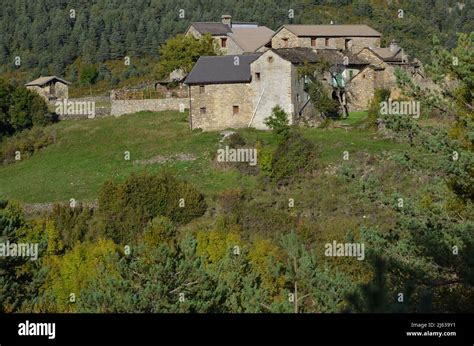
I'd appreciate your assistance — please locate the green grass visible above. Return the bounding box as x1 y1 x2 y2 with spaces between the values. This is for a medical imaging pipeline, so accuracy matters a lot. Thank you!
340 111 368 126
0 110 409 203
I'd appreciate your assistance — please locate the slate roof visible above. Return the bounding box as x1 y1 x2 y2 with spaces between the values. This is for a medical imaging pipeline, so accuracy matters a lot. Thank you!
368 47 404 62
25 76 71 86
228 27 275 52
184 54 261 85
190 22 232 36
282 24 382 37
272 48 369 65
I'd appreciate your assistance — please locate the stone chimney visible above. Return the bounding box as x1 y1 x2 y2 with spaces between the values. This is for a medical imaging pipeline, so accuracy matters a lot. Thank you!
390 40 399 52
222 15 232 27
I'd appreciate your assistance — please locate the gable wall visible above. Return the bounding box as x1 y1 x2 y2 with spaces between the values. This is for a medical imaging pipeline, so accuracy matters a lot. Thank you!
250 50 294 129
272 28 300 48
345 67 376 111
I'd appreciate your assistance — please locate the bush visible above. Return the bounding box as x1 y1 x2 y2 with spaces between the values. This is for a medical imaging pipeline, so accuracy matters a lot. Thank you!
269 131 318 186
366 88 390 129
0 80 53 137
51 203 94 249
0 127 55 164
264 106 290 141
97 172 207 244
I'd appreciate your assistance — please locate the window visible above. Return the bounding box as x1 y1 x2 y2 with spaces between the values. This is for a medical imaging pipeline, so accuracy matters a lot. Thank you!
282 38 289 48
233 105 239 115
199 85 205 94
345 39 352 50
325 38 330 46
267 56 274 63
221 38 227 48
200 107 206 114
297 94 300 102
311 37 316 47
255 72 261 81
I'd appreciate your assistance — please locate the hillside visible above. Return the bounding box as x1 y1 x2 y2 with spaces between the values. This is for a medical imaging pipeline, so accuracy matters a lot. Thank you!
0 110 409 203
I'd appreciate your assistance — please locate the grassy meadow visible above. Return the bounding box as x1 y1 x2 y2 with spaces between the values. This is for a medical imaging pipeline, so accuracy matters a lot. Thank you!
0 110 410 204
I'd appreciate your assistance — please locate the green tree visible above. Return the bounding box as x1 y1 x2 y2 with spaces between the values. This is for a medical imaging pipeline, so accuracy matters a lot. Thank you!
154 33 217 79
264 106 290 142
80 65 99 96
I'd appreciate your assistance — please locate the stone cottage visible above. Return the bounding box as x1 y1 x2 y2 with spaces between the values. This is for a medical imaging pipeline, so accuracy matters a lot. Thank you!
25 76 71 101
184 48 367 131
185 15 274 55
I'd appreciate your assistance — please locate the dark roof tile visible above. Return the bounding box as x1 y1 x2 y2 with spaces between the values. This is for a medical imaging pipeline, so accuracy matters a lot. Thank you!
184 54 261 85
191 22 232 36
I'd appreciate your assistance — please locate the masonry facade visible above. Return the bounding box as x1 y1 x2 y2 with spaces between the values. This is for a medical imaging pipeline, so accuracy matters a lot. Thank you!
271 25 382 53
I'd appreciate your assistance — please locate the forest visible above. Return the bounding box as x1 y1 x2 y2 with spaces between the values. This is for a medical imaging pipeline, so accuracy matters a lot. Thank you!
0 0 472 94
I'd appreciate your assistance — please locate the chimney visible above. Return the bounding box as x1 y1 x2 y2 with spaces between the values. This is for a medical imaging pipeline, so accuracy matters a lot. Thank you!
222 15 232 27
390 39 399 52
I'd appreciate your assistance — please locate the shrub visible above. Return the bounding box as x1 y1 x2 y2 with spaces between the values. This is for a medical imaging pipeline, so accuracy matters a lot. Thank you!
0 80 53 137
264 106 290 141
0 127 55 164
97 172 206 244
269 131 318 186
51 203 94 249
142 216 177 248
366 88 390 129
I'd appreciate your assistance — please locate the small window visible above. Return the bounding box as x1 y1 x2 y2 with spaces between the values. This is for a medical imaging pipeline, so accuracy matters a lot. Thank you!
200 107 206 114
267 56 274 63
325 38 330 46
233 105 239 115
297 94 300 102
345 39 352 50
221 38 227 48
311 37 316 47
255 72 261 81
199 85 205 94
282 38 289 48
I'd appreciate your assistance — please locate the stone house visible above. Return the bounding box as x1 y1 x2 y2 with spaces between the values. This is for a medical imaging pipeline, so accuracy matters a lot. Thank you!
185 15 274 55
25 76 71 100
346 40 424 110
184 48 368 131
271 24 382 53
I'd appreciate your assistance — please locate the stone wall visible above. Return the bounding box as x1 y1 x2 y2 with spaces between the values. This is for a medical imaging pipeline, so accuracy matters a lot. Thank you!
189 83 254 131
346 66 377 111
111 98 188 116
249 50 294 129
272 28 381 53
225 36 245 55
27 81 69 100
272 28 300 48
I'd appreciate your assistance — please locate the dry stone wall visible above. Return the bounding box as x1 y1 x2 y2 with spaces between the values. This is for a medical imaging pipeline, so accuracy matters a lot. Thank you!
111 98 188 116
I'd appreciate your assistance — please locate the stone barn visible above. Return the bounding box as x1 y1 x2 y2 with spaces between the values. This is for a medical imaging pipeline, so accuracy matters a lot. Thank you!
25 76 71 101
